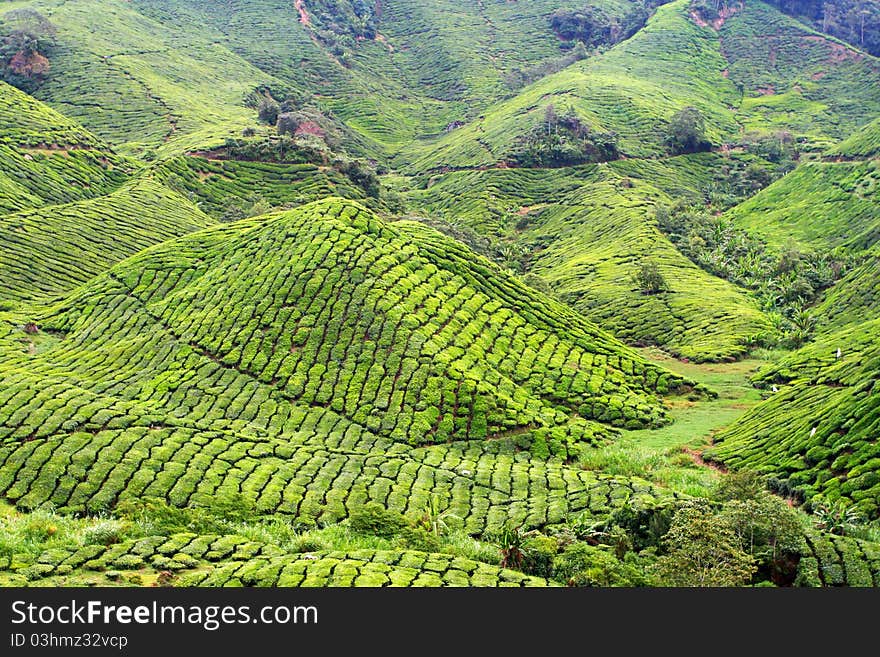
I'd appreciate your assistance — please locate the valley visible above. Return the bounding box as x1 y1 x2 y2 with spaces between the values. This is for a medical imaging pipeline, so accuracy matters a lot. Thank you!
0 0 878 587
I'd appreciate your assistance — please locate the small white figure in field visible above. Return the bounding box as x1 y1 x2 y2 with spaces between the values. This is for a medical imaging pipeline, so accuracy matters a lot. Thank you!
810 427 817 438
836 347 842 359
771 385 779 393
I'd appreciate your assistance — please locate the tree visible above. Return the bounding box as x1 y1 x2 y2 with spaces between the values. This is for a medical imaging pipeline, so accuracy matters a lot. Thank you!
257 97 280 125
655 501 757 587
633 260 668 295
665 106 711 155
0 9 57 91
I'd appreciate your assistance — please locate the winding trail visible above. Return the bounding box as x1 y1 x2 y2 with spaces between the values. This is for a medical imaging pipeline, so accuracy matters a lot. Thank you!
295 0 311 26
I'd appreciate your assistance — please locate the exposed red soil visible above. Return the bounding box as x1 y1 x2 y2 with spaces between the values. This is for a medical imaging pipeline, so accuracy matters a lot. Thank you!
294 0 310 27
684 447 728 474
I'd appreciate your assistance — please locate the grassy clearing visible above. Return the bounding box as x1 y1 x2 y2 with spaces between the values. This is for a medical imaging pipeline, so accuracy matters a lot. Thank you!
580 348 772 497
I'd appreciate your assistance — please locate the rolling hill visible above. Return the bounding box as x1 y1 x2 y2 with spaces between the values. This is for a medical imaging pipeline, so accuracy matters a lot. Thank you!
1 0 879 589
407 155 772 361
397 0 880 171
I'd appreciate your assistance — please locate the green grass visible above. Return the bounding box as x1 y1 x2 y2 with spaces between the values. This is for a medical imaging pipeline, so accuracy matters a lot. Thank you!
581 348 770 497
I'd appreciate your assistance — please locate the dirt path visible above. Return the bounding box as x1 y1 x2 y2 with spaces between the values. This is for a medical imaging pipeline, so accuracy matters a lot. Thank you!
295 0 311 27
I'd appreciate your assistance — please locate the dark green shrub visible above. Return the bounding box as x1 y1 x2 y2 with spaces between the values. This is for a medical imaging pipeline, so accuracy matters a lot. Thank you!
257 98 280 125
608 501 677 552
522 534 559 578
654 500 757 587
553 543 649 587
633 261 668 295
665 107 711 155
349 503 406 538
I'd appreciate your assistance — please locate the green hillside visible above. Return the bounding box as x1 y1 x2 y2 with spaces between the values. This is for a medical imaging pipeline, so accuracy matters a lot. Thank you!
398 0 880 171
408 154 772 361
726 161 880 253
0 79 98 148
0 0 280 156
0 179 214 303
816 246 880 332
829 117 880 159
0 199 694 548
1 0 879 589
706 319 880 519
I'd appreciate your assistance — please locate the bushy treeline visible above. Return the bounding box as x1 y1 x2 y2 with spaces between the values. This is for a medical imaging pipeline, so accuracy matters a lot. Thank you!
492 472 828 587
0 8 56 92
306 0 378 65
509 104 620 167
657 200 849 347
223 91 381 197
694 0 880 56
549 1 673 49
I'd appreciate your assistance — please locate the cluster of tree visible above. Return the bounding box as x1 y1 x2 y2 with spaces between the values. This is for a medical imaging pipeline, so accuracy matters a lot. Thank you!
549 1 672 49
225 93 381 197
257 96 345 149
657 201 849 347
0 9 56 92
307 0 379 65
408 214 540 276
786 0 880 56
697 133 798 208
503 42 589 91
506 471 808 587
665 106 712 155
693 0 880 56
509 104 620 168
633 261 669 295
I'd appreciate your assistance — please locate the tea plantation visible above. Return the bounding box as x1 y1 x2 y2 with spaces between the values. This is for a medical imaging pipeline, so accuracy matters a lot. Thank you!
0 0 878 587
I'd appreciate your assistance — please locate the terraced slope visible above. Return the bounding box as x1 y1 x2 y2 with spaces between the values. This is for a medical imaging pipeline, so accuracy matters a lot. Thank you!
726 161 880 253
408 155 771 361
0 198 693 532
3 521 877 587
0 145 133 214
154 156 374 219
719 2 880 150
706 320 880 519
127 0 645 153
0 80 133 213
0 80 98 148
398 0 880 172
828 117 880 160
0 179 214 303
0 0 281 156
816 246 880 333
0 535 554 587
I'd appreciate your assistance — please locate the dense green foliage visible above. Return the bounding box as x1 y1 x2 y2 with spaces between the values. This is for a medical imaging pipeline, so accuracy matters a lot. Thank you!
407 154 774 361
0 8 56 92
0 0 878 587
